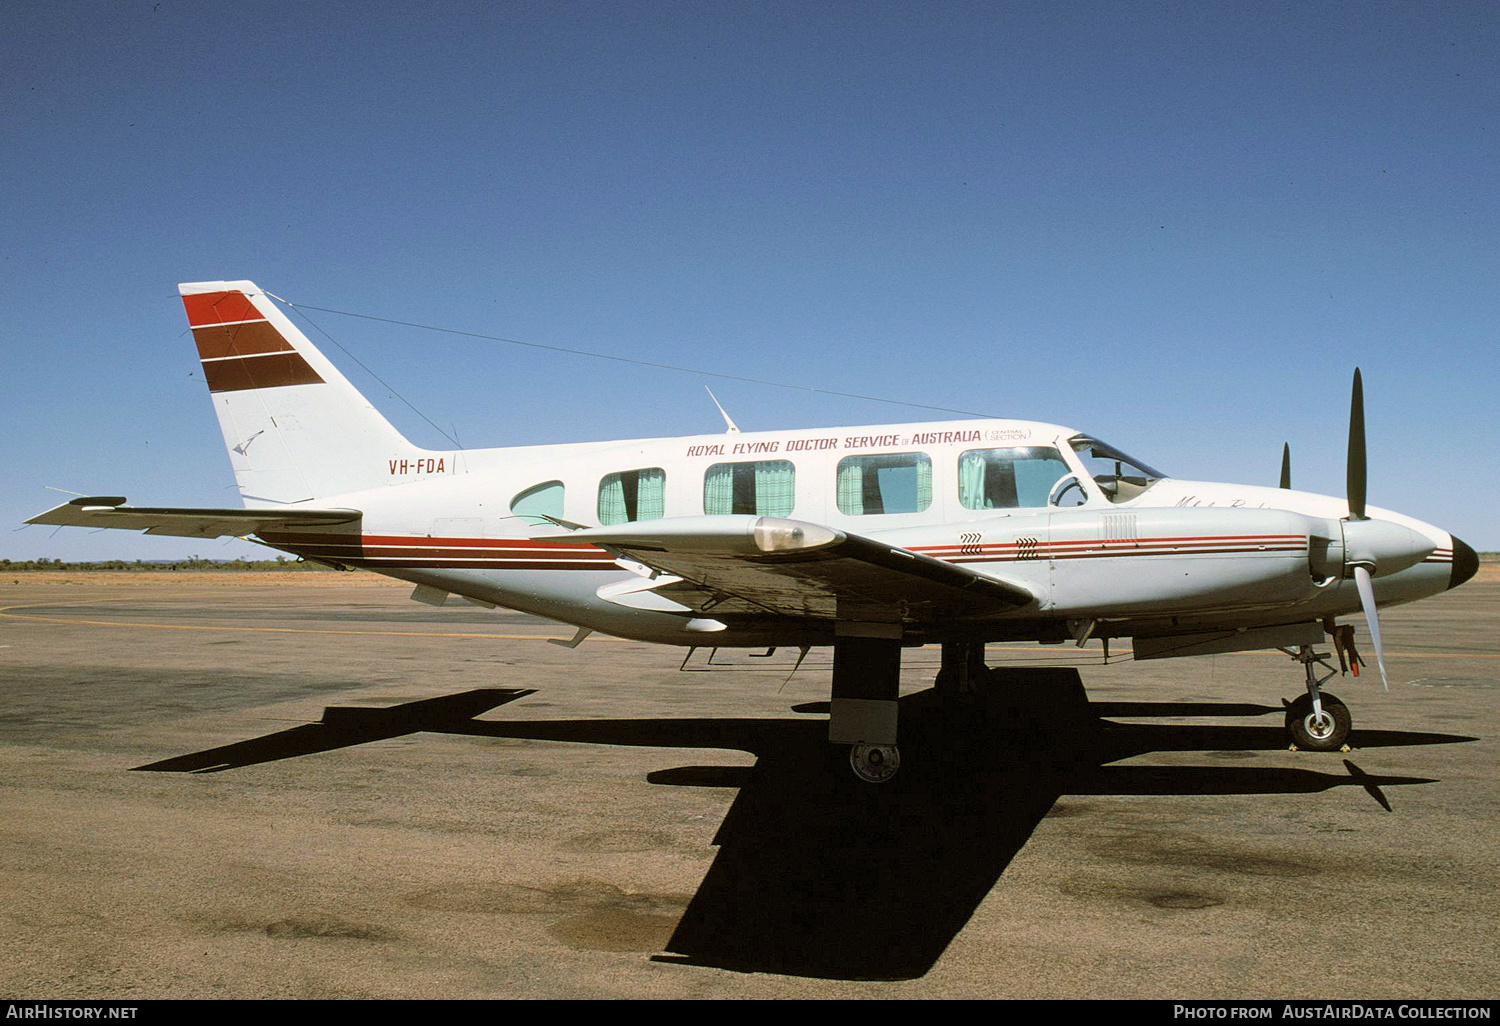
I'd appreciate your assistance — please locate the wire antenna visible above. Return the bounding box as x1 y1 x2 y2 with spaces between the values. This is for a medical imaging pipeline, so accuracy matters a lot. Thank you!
269 296 464 449
276 296 1005 420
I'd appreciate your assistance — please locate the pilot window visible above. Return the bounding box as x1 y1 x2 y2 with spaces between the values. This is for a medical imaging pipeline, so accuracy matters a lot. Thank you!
598 468 666 525
958 447 1071 510
836 453 932 515
1068 436 1164 504
509 480 564 521
703 460 795 516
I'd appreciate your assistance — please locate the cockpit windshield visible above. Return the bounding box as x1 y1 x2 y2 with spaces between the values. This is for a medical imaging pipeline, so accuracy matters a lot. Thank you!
1068 435 1165 504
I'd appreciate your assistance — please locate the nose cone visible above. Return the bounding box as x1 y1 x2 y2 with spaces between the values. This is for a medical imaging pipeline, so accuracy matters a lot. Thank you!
1450 537 1480 590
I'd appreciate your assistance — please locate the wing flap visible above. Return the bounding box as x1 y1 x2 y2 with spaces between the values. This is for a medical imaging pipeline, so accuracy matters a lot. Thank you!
555 516 1035 624
26 497 361 539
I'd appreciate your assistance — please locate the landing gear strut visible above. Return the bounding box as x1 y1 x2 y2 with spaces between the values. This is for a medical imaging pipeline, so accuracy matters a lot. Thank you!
934 639 986 697
1284 644 1353 751
828 625 903 783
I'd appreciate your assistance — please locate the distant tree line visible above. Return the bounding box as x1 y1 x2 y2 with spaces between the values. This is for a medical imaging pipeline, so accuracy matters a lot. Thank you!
2 556 337 572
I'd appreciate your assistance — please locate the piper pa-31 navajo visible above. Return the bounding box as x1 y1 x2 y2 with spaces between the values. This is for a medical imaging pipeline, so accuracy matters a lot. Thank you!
29 281 1480 782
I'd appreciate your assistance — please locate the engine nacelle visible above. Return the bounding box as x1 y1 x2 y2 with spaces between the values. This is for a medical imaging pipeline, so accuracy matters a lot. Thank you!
1042 507 1333 616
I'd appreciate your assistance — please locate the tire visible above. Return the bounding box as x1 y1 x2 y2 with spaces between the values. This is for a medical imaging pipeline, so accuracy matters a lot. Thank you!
1286 693 1352 751
848 743 901 784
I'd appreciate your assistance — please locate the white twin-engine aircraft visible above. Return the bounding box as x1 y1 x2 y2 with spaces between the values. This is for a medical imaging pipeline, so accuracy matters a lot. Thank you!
30 281 1479 782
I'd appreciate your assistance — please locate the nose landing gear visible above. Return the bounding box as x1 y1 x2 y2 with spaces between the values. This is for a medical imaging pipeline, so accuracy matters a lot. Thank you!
1283 643 1353 752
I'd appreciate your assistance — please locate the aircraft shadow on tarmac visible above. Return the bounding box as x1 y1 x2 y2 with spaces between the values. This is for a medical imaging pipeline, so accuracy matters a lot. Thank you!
133 668 1474 981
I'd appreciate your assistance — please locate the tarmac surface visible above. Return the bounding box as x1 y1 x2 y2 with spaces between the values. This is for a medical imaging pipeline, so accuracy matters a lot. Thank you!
2 569 1497 999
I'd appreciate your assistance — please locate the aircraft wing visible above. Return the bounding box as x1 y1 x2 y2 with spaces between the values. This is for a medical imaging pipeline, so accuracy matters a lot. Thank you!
25 497 361 539
553 516 1035 623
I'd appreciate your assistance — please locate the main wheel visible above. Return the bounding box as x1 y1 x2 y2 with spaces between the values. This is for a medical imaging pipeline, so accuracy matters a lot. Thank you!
1285 693 1352 751
849 743 901 783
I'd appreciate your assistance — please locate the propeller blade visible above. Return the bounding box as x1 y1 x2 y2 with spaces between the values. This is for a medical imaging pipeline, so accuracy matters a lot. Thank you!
1347 368 1367 520
1352 564 1388 692
1279 442 1291 489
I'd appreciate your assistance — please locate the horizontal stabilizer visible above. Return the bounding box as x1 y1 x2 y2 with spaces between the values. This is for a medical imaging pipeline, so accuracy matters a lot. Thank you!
26 497 360 539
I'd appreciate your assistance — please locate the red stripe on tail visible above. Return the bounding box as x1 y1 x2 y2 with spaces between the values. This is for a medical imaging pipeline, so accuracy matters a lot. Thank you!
182 290 263 327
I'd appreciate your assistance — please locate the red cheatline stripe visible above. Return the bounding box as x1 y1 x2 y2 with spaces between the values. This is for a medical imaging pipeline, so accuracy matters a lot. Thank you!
947 542 1309 555
182 291 263 327
918 538 1310 564
355 542 611 554
917 532 1306 548
919 544 1310 558
256 533 605 552
947 548 1307 566
277 551 614 571
1040 534 1304 548
254 534 617 569
362 535 601 550
288 545 613 562
261 533 1317 568
914 534 1308 557
356 551 613 562
1045 546 1302 561
348 560 611 571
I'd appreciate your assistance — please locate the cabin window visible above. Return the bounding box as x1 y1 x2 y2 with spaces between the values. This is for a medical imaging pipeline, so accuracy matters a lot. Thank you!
598 468 666 525
703 460 796 516
835 453 932 516
510 480 564 521
957 447 1072 510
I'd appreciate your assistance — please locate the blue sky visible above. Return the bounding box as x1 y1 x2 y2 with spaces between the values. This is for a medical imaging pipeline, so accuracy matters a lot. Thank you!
4 1 1496 560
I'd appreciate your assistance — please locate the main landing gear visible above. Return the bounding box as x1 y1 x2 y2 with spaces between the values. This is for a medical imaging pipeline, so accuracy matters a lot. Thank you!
828 634 988 784
1283 642 1354 752
828 625 905 784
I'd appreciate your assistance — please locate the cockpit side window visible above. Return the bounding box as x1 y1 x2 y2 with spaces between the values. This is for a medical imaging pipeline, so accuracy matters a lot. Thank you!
1068 436 1164 504
958 447 1072 509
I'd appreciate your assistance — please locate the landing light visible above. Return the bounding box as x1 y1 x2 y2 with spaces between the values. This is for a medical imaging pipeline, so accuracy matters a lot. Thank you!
753 518 840 553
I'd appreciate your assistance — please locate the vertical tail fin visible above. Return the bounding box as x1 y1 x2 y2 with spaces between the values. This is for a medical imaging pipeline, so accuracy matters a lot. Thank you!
181 280 441 504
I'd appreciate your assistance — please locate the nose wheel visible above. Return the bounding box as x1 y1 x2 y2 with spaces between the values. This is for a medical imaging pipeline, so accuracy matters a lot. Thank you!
1285 692 1351 751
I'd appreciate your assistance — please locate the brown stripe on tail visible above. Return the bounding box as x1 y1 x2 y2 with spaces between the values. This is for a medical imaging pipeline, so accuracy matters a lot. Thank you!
193 320 293 359
181 290 325 393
